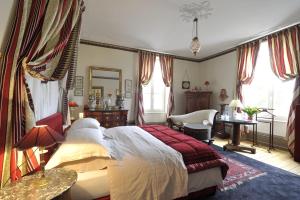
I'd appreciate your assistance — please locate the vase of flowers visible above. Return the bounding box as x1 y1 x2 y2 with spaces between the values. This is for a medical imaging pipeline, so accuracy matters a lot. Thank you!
242 106 260 120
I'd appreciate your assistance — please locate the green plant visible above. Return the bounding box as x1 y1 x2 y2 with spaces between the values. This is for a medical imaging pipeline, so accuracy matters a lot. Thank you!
242 106 260 117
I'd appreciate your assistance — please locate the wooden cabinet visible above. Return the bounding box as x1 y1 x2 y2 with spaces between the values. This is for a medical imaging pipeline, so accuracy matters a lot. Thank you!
185 91 212 113
84 109 128 128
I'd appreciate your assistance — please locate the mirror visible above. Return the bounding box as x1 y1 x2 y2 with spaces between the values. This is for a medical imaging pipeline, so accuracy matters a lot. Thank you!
89 66 122 97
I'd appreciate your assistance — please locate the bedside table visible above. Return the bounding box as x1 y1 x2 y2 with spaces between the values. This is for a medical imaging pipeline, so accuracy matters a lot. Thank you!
0 168 77 200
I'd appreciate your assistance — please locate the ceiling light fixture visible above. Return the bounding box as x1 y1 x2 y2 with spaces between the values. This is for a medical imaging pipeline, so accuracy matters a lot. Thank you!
190 18 201 56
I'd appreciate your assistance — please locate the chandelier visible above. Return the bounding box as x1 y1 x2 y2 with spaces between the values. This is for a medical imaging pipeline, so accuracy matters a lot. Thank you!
190 18 201 56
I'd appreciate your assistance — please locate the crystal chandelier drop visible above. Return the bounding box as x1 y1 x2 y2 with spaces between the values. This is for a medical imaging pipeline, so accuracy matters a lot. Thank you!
190 18 201 56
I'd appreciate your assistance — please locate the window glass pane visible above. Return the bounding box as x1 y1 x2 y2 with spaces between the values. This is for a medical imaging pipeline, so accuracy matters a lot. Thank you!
153 94 164 110
143 93 151 111
142 57 167 113
243 41 295 121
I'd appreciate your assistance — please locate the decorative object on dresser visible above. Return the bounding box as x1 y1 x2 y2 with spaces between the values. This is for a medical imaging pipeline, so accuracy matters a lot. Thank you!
185 91 212 113
14 125 65 178
84 109 128 128
204 80 210 90
116 95 125 109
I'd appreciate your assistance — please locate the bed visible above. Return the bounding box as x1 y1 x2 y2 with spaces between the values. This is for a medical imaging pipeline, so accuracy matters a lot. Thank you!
39 113 228 200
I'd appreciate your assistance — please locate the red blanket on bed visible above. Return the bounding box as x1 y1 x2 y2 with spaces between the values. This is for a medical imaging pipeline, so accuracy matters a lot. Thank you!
140 125 228 178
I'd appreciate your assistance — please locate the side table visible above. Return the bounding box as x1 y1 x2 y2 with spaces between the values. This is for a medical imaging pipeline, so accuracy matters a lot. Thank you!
0 168 77 200
217 117 257 154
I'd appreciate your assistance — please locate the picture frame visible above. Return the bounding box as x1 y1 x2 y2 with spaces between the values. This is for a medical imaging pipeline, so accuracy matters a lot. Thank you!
125 79 132 92
125 91 132 99
74 89 83 96
75 76 84 89
182 81 190 89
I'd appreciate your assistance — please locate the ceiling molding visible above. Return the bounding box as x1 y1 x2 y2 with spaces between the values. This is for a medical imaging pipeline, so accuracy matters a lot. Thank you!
80 39 201 63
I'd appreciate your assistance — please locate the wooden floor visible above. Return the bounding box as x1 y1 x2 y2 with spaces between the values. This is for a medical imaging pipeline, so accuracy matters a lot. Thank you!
214 137 300 176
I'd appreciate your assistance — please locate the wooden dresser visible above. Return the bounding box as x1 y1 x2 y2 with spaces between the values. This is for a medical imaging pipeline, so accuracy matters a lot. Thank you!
84 109 128 128
185 91 212 113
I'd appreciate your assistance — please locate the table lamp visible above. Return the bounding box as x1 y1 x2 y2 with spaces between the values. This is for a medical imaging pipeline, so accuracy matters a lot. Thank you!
229 99 243 118
14 125 64 178
69 101 78 121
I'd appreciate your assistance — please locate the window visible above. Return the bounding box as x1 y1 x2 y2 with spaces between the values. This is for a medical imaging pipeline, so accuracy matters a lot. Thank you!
143 57 169 113
243 41 295 121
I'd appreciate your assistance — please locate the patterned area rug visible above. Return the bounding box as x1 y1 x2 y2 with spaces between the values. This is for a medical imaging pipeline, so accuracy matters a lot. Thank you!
218 157 266 191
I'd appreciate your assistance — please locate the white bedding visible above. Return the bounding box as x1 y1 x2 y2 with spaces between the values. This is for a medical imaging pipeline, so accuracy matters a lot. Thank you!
71 167 223 200
104 126 188 200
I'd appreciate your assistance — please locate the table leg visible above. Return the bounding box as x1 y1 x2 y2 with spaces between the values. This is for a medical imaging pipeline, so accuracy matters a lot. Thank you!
232 123 240 145
223 123 256 154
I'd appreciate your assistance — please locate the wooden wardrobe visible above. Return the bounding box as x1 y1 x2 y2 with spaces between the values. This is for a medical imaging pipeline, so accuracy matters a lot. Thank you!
185 91 212 113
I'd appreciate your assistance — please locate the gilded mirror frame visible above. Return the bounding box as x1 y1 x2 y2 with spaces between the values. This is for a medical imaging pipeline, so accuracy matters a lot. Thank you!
89 66 122 97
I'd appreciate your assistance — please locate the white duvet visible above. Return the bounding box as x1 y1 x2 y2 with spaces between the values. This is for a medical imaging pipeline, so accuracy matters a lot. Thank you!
104 126 188 200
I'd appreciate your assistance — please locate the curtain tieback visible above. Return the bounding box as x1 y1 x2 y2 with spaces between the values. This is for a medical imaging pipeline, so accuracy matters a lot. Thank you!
22 57 29 70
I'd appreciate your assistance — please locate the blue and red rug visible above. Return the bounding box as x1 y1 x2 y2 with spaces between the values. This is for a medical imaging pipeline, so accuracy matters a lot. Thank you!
209 145 300 200
218 157 266 191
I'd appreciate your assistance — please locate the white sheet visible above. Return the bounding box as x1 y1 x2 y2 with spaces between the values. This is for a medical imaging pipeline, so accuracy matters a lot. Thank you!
71 169 110 200
70 167 223 200
104 126 188 200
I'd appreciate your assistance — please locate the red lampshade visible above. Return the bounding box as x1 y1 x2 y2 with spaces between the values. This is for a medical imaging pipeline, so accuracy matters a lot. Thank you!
69 101 78 107
14 125 65 150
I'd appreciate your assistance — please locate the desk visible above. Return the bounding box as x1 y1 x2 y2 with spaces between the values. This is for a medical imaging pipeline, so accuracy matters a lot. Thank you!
217 118 257 154
0 168 77 200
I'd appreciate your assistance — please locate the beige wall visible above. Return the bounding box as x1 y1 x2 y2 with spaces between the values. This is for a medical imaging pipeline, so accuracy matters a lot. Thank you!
198 51 237 109
71 44 205 122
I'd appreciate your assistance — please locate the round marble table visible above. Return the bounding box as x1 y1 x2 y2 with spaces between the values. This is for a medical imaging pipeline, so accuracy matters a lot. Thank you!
0 168 77 200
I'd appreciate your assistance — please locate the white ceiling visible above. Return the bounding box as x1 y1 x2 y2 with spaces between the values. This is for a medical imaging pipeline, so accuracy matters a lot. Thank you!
1 1 300 59
81 0 300 59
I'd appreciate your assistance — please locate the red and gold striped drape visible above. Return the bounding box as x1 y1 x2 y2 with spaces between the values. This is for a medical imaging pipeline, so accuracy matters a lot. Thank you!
268 25 300 155
236 41 260 102
135 51 156 125
159 54 174 116
0 0 84 187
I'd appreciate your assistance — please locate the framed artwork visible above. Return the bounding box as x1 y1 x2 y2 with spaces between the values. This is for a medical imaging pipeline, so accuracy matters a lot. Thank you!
74 89 83 96
125 91 132 99
125 79 132 92
182 81 190 89
75 76 83 89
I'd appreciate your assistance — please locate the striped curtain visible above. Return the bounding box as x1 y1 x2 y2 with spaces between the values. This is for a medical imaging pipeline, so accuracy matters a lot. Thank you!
135 51 156 125
159 54 174 116
236 41 260 102
268 25 300 155
0 0 84 187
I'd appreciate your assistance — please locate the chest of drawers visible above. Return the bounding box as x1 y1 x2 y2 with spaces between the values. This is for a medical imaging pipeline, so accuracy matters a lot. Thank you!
84 109 128 128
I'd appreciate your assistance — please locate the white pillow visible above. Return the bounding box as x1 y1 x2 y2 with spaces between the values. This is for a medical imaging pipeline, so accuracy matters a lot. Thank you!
70 118 100 130
45 128 110 170
66 128 105 142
